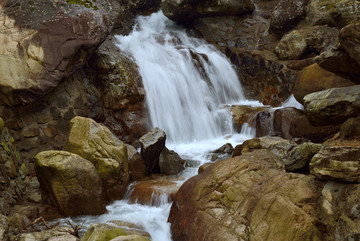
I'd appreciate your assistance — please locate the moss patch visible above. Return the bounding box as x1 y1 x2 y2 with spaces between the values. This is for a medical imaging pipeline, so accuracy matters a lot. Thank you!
66 0 99 10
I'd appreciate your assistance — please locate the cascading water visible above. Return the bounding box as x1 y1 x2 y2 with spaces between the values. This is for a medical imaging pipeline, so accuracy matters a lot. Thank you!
116 11 246 144
55 11 265 241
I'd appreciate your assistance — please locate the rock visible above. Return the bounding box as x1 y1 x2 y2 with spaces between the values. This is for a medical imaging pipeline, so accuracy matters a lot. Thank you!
0 215 8 241
88 34 148 144
12 226 78 241
226 47 297 105
161 0 255 24
289 115 340 142
139 127 166 175
275 30 307 60
270 0 309 35
340 23 360 66
159 147 186 175
316 44 360 83
168 150 322 241
304 85 360 126
109 221 151 239
305 0 360 27
230 105 269 129
209 143 234 162
64 116 129 202
275 26 339 60
233 136 294 168
82 223 150 241
0 0 120 106
310 146 360 182
285 142 322 172
127 177 181 206
0 117 3 134
255 110 273 137
339 117 360 139
35 150 106 216
293 64 355 104
198 163 213 174
127 145 146 181
273 107 304 139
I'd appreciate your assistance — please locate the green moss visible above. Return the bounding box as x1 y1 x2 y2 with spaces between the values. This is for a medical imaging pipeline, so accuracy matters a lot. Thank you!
66 0 99 10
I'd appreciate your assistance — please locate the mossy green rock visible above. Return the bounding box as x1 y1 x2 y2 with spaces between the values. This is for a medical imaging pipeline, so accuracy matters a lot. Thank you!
310 146 360 182
304 85 360 126
35 150 106 216
81 223 151 241
64 116 129 201
169 150 322 241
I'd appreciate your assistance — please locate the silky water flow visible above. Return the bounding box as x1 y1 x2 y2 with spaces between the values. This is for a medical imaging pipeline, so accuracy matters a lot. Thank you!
56 11 302 241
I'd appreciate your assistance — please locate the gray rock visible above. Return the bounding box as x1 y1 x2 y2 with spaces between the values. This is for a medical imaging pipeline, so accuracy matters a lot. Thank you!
0 215 8 241
286 142 322 172
304 85 360 125
159 147 186 175
310 146 360 182
139 127 166 175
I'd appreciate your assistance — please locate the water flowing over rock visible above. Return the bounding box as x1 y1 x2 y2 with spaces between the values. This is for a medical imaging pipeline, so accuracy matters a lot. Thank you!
304 85 360 126
161 0 255 24
116 11 244 143
34 151 106 216
64 116 129 202
139 127 166 175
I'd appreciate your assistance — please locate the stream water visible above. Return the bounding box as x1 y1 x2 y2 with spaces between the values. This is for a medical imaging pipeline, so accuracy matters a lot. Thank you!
57 11 302 241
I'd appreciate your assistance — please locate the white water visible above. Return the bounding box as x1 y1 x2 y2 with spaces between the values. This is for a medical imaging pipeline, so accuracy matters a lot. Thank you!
53 11 305 241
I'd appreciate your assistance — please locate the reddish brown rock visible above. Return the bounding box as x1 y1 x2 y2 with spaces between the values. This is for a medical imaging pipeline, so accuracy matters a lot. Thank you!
293 64 355 104
289 115 340 142
127 145 146 181
339 118 360 140
273 107 304 139
169 150 322 241
128 177 182 206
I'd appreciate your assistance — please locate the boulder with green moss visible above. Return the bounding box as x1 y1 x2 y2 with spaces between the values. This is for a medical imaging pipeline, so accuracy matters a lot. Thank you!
169 150 323 241
64 116 129 201
81 223 151 241
35 150 106 216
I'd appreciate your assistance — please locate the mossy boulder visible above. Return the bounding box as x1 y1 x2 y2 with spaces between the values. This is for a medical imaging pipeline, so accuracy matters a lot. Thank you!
310 146 360 182
81 223 151 241
34 150 106 216
293 63 355 104
304 85 360 126
64 116 129 201
169 150 323 241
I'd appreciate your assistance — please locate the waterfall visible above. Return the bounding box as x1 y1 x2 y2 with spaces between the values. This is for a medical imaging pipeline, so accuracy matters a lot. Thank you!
116 11 245 143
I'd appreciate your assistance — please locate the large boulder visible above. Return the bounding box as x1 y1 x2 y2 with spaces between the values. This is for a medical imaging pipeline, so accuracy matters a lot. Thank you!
339 23 360 66
87 34 149 144
0 0 121 106
273 107 304 139
159 147 186 175
139 127 166 175
82 223 151 241
168 150 322 241
161 0 255 24
270 0 309 35
64 116 129 202
339 117 360 140
293 64 355 104
34 151 106 216
305 0 360 27
310 146 360 182
304 85 360 126
285 142 322 172
275 26 339 60
289 115 340 142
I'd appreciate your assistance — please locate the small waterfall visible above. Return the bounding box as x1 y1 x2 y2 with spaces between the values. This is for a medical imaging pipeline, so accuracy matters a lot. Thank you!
116 11 245 143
